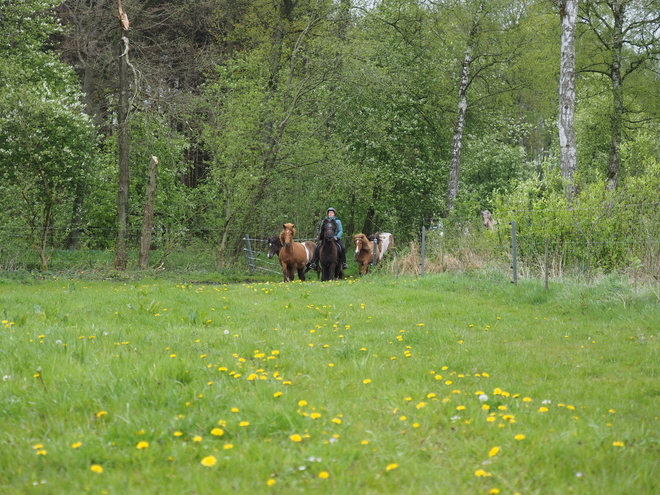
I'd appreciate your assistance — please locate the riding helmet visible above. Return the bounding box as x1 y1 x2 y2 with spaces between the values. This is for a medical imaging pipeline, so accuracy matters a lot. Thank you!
327 207 336 214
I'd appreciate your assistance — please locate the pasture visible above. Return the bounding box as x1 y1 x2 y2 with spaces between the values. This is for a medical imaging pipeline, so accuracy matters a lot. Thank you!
1 272 659 494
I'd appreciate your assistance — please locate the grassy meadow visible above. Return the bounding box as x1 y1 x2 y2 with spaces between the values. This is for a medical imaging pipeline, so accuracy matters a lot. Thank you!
0 271 659 494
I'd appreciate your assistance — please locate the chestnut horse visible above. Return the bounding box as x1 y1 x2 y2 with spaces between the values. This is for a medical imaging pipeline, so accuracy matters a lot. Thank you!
278 224 315 282
353 232 394 275
268 234 318 279
319 218 343 281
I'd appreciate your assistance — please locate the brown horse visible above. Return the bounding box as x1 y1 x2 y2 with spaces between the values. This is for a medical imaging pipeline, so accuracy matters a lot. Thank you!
353 232 394 275
278 224 315 282
353 233 375 275
319 218 343 281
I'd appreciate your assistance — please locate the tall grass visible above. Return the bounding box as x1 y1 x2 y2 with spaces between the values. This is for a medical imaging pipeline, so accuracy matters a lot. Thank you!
1 272 658 494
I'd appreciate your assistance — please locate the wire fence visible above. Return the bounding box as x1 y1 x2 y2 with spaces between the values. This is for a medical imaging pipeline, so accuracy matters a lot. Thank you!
1 202 659 284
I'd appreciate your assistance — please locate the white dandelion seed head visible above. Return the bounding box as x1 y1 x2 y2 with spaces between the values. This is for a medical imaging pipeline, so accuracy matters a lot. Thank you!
479 394 488 402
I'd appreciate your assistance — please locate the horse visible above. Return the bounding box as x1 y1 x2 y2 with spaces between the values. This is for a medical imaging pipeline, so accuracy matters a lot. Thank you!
353 233 375 275
374 232 394 261
267 235 282 259
268 234 318 279
278 223 315 282
318 218 343 281
353 232 394 275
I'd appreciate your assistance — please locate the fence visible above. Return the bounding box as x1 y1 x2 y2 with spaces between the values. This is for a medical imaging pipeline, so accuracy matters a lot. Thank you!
416 202 660 285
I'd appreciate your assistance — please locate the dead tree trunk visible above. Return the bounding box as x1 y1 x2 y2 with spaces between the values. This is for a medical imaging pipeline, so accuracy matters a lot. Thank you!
139 156 158 269
115 0 130 269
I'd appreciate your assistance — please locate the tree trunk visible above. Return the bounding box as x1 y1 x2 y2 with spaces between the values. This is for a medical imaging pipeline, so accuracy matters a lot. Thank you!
446 45 472 213
606 1 625 191
557 0 578 199
139 156 158 269
115 2 130 270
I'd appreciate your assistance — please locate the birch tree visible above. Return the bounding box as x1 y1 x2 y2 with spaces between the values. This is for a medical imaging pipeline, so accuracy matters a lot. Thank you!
579 0 660 190
557 0 578 199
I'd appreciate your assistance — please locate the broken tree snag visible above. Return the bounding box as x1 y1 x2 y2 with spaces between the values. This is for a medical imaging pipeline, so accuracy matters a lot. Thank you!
118 0 130 31
139 156 159 270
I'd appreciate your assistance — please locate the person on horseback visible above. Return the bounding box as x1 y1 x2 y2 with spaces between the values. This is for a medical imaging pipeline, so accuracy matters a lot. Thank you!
308 207 348 270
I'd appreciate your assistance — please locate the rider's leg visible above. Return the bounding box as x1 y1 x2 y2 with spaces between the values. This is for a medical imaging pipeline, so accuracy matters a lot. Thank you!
309 243 321 270
337 241 348 269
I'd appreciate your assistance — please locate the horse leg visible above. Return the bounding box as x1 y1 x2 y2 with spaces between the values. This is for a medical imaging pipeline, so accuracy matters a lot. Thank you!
298 266 306 281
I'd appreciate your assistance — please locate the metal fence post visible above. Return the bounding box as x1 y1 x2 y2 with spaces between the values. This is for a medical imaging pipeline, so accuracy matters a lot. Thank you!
510 221 517 284
544 237 549 290
420 226 426 277
372 237 378 267
244 234 255 273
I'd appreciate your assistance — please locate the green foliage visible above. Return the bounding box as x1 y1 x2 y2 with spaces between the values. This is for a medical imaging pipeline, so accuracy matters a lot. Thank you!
0 0 97 268
492 160 660 276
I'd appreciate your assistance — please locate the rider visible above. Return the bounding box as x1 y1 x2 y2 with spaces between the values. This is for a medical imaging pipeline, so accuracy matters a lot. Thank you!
308 207 348 270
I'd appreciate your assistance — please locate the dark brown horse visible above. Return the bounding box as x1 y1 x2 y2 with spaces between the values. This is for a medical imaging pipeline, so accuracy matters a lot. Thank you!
278 224 315 282
319 218 343 281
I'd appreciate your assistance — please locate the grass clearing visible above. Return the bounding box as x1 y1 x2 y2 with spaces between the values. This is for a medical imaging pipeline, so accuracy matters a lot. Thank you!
1 272 659 494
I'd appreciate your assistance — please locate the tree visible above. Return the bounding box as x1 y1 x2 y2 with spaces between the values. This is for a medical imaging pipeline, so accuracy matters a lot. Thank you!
579 0 660 190
557 0 578 199
0 0 97 269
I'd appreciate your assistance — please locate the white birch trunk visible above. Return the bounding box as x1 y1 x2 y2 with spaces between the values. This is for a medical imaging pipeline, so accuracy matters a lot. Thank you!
446 47 472 213
558 0 578 199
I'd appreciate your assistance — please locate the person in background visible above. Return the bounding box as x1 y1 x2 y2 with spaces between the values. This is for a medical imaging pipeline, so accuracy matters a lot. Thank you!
308 207 348 270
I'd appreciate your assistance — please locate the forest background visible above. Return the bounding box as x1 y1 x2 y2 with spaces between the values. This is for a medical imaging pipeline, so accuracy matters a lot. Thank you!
1 0 659 274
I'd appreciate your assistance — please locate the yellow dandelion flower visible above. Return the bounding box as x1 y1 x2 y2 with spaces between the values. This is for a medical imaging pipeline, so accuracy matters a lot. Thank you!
71 442 82 449
361 440 369 445
273 391 283 398
332 418 342 424
136 441 149 449
95 411 108 418
35 449 47 456
266 479 277 486
490 489 500 494
290 434 303 442
193 436 203 442
239 421 250 427
488 446 500 457
522 397 532 402
475 469 491 477
310 412 322 419
200 455 217 467
223 443 234 450
90 464 103 474
211 428 224 436
514 434 526 441
298 400 307 407
456 405 466 411
318 471 330 479
363 379 372 384
174 431 183 437
612 441 625 447
538 407 548 413
385 463 399 471
231 407 240 413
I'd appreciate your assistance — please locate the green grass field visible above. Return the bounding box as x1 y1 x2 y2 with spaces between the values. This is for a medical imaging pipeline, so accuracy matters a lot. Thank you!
1 271 658 494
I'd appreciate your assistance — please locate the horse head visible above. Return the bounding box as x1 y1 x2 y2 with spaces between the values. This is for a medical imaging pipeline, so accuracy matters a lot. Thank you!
280 223 296 247
353 233 370 255
267 235 282 259
321 218 337 242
